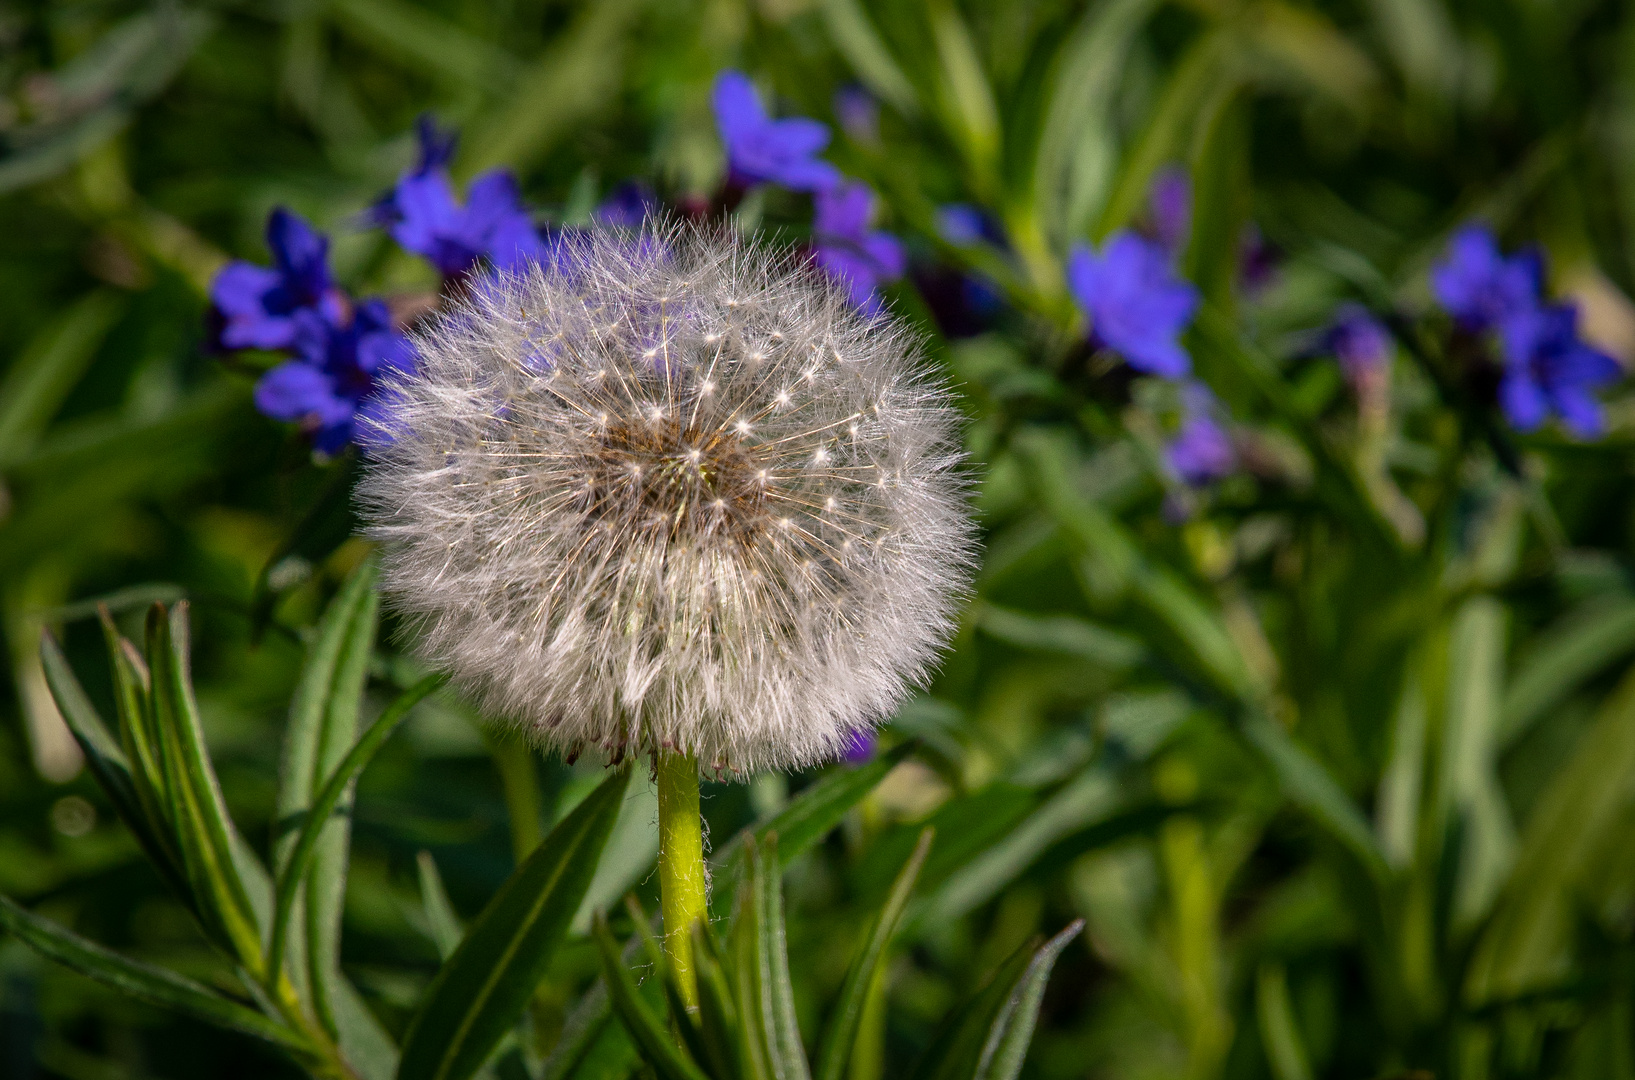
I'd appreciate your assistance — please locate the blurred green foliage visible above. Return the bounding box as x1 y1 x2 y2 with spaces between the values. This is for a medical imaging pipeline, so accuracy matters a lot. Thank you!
7 0 1635 1078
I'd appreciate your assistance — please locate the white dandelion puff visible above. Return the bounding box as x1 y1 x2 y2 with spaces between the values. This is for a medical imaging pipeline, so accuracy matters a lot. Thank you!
357 222 975 775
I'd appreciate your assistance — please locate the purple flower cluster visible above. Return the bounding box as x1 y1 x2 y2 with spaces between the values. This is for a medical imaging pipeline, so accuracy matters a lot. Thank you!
210 210 416 454
371 117 547 279
1432 223 1620 438
712 70 905 312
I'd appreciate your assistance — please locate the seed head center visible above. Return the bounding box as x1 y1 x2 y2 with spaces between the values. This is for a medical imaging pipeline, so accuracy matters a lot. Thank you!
590 417 768 541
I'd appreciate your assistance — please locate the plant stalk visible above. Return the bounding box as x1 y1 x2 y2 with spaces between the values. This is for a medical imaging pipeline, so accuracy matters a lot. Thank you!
654 748 705 1008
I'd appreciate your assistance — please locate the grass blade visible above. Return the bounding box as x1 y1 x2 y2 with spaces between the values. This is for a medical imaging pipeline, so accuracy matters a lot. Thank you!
593 915 711 1080
815 828 933 1080
267 674 445 993
757 835 810 1080
712 742 914 909
971 921 1083 1080
38 628 182 896
146 603 265 968
398 768 632 1080
0 894 301 1051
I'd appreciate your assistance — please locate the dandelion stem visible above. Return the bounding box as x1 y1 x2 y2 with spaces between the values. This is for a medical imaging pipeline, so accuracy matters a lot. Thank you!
655 748 705 1008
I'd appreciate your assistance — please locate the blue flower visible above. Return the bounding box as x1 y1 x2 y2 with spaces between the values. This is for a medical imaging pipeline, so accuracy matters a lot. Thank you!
211 208 345 350
1497 303 1621 438
842 728 878 764
1166 383 1236 486
833 84 879 144
1145 167 1191 258
1067 231 1200 378
812 182 907 315
1431 223 1543 331
255 300 417 454
374 120 546 277
593 181 659 227
935 203 1006 248
1326 303 1393 386
712 70 842 193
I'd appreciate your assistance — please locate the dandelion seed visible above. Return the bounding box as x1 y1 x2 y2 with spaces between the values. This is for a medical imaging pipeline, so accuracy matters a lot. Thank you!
358 222 974 772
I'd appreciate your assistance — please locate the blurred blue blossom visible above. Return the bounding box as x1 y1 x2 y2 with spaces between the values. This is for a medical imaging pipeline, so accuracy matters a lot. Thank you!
1498 303 1621 438
373 118 546 277
812 182 906 315
1432 223 1621 436
594 181 659 227
256 299 416 455
211 208 345 350
1145 167 1191 258
712 70 842 192
1431 223 1543 332
1326 303 1393 387
935 203 1005 248
842 728 877 764
1166 383 1236 487
833 84 879 144
1068 231 1200 378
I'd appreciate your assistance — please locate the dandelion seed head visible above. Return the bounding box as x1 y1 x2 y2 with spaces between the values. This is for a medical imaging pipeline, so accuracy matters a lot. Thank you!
358 222 974 773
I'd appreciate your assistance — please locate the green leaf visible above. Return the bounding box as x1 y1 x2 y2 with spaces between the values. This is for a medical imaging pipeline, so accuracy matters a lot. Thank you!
147 603 266 968
1243 714 1389 883
712 742 914 910
1471 662 1635 1000
918 769 1116 927
0 292 125 466
417 851 465 962
268 674 445 993
38 628 180 895
274 557 379 1014
0 894 301 1052
819 0 920 116
927 0 1000 193
399 768 632 1080
909 927 1068 1080
593 915 711 1080
755 836 810 1080
464 0 646 174
691 922 744 1080
815 828 933 1080
328 0 519 91
1029 0 1159 245
1255 963 1313 1080
971 921 1084 1080
1500 594 1635 748
1439 596 1515 928
974 603 1143 669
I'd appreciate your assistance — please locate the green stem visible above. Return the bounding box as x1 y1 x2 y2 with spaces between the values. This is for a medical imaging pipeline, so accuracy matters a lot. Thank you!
490 736 544 863
655 748 706 1008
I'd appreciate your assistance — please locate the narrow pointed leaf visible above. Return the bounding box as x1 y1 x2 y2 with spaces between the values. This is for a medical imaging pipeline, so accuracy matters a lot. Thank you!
398 767 632 1080
0 894 302 1051
38 629 182 895
815 828 933 1080
146 603 265 967
273 557 378 1021
713 742 914 907
971 921 1083 1080
908 935 1042 1080
417 852 464 962
692 922 743 1080
753 835 809 1080
268 674 444 990
593 915 711 1080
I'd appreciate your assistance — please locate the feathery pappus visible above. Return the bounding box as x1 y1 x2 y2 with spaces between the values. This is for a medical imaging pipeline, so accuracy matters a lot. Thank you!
357 222 974 775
